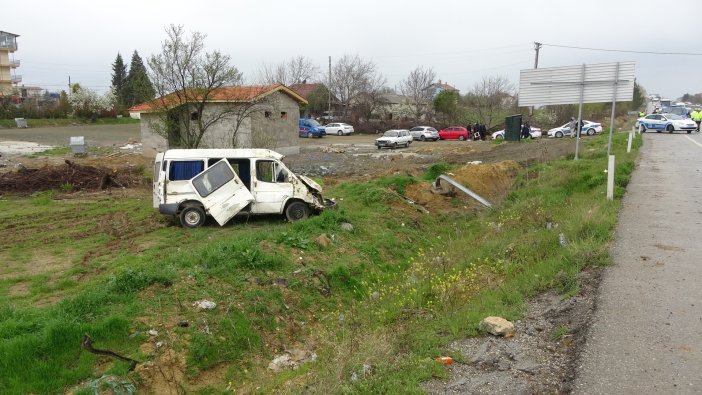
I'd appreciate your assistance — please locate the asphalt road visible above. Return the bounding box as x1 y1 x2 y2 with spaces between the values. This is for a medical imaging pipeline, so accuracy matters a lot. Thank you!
574 131 702 394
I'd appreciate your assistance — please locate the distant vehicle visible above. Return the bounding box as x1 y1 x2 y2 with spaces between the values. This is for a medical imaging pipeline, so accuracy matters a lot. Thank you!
299 118 326 138
547 121 602 138
636 114 696 134
661 106 690 117
492 127 542 140
409 126 440 141
324 123 354 136
438 126 469 140
375 129 413 149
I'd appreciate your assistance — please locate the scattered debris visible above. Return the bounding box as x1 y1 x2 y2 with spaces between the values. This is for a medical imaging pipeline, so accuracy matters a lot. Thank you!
340 222 354 232
81 334 139 371
479 316 515 337
80 374 136 395
559 233 568 246
192 300 216 310
147 329 158 337
436 356 454 364
176 321 189 328
432 174 492 208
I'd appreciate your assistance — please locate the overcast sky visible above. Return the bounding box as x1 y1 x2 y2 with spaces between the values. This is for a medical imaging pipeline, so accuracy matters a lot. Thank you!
5 0 701 100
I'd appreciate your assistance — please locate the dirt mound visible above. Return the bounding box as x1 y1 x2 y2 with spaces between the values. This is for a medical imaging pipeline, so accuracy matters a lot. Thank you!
404 160 521 212
0 160 145 193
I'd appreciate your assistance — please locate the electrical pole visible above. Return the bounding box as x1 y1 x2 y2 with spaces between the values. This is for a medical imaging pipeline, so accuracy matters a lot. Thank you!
68 75 71 93
534 42 542 69
328 56 332 121
529 42 542 123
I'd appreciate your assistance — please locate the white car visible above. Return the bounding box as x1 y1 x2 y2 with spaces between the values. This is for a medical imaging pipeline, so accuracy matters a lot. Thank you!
492 127 542 140
324 123 354 136
375 129 413 149
547 120 603 138
636 114 696 133
409 126 440 141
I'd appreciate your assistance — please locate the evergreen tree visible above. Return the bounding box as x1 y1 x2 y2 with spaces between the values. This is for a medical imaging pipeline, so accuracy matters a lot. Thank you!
124 50 155 107
111 53 127 109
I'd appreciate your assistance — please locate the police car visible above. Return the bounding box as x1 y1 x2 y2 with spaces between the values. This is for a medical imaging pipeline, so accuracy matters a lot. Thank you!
635 114 696 134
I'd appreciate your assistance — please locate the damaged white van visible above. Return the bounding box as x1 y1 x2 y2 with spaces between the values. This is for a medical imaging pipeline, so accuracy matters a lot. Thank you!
153 149 333 228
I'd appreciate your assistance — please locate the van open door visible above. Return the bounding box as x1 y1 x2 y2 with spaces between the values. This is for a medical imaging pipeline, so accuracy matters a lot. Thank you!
152 153 165 209
189 159 254 226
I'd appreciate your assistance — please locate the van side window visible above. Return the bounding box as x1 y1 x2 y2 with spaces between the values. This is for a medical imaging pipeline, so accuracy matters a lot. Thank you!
256 160 289 183
169 160 204 181
256 160 274 182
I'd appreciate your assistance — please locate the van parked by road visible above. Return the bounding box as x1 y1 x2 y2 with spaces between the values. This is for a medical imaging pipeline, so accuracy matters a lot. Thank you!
153 149 333 227
298 118 326 138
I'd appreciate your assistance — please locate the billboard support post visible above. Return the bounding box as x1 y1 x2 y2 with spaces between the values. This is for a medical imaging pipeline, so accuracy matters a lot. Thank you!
607 62 620 156
575 64 586 160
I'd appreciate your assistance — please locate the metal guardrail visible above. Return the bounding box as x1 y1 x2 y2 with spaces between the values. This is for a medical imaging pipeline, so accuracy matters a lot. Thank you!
432 174 492 208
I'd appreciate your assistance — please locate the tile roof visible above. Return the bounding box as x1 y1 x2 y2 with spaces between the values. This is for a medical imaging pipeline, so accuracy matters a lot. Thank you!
129 84 306 113
289 83 323 99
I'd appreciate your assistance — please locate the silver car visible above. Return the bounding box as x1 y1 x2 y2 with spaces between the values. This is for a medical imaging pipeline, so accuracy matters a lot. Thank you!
409 126 440 141
324 123 354 136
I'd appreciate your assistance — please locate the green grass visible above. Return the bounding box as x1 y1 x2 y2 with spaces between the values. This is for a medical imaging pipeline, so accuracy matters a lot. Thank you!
0 131 642 394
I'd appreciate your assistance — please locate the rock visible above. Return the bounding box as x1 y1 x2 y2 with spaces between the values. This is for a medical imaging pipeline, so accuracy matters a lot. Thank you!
177 321 189 327
370 291 380 301
147 329 158 337
479 316 515 337
340 222 354 232
315 234 332 248
193 300 217 310
268 348 317 372
470 339 494 364
155 341 163 348
515 359 540 375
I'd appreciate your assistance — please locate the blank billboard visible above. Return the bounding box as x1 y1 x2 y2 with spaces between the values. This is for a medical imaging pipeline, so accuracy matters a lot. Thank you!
518 62 635 107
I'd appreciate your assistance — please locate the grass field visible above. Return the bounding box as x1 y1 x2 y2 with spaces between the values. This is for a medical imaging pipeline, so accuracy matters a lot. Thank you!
0 117 139 129
0 132 641 394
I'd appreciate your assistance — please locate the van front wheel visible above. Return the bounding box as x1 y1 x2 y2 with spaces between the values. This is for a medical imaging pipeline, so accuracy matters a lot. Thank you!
285 201 310 222
180 205 206 228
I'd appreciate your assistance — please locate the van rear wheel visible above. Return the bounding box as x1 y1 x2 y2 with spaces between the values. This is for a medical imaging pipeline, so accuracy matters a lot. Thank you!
285 201 310 222
180 205 206 228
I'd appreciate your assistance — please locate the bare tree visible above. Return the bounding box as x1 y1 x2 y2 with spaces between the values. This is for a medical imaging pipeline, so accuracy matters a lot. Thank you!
330 55 382 118
399 66 436 121
147 24 243 148
465 75 515 129
257 56 319 86
354 74 389 121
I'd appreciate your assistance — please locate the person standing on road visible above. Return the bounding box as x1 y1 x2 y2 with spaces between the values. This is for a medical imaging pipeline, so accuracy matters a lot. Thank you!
479 124 486 141
521 123 531 139
691 109 702 132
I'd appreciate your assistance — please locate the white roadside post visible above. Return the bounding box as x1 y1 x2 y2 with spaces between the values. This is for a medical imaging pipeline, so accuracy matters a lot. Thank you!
607 155 615 201
626 128 634 154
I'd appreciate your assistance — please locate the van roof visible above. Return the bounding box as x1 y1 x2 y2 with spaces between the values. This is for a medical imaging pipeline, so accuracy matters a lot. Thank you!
162 149 284 160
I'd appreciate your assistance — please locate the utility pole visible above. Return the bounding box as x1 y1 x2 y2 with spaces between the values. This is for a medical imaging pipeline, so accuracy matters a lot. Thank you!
529 42 542 123
68 75 71 93
328 56 332 121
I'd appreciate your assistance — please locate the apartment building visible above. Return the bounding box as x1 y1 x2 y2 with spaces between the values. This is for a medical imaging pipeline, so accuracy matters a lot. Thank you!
0 31 20 96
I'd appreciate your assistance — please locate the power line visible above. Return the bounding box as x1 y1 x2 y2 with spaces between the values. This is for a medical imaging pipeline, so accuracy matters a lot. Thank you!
541 43 702 56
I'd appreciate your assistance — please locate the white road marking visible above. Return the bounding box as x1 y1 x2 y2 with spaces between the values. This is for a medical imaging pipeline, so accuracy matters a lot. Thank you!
684 135 702 149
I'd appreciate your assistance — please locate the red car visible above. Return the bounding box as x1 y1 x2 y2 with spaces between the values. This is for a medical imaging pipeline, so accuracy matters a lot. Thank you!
438 126 469 140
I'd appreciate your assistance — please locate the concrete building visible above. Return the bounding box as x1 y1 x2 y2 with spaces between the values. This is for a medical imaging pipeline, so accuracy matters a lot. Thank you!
129 84 307 156
0 31 20 96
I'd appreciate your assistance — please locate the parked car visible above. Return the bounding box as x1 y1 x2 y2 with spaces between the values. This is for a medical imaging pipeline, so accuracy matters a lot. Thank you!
409 126 440 141
636 113 696 133
324 122 354 136
375 129 413 149
438 126 469 140
492 127 542 140
547 120 602 138
299 118 326 138
153 149 334 227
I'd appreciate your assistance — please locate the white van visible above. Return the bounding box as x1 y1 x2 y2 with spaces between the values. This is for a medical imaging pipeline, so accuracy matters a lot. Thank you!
153 149 333 228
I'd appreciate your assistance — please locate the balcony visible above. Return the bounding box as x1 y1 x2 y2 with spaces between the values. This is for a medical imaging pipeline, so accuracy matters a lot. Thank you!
0 59 20 67
11 75 21 83
0 42 18 51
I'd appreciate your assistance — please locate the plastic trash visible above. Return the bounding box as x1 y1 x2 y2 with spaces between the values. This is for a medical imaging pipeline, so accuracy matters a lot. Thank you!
559 233 568 246
436 356 453 364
